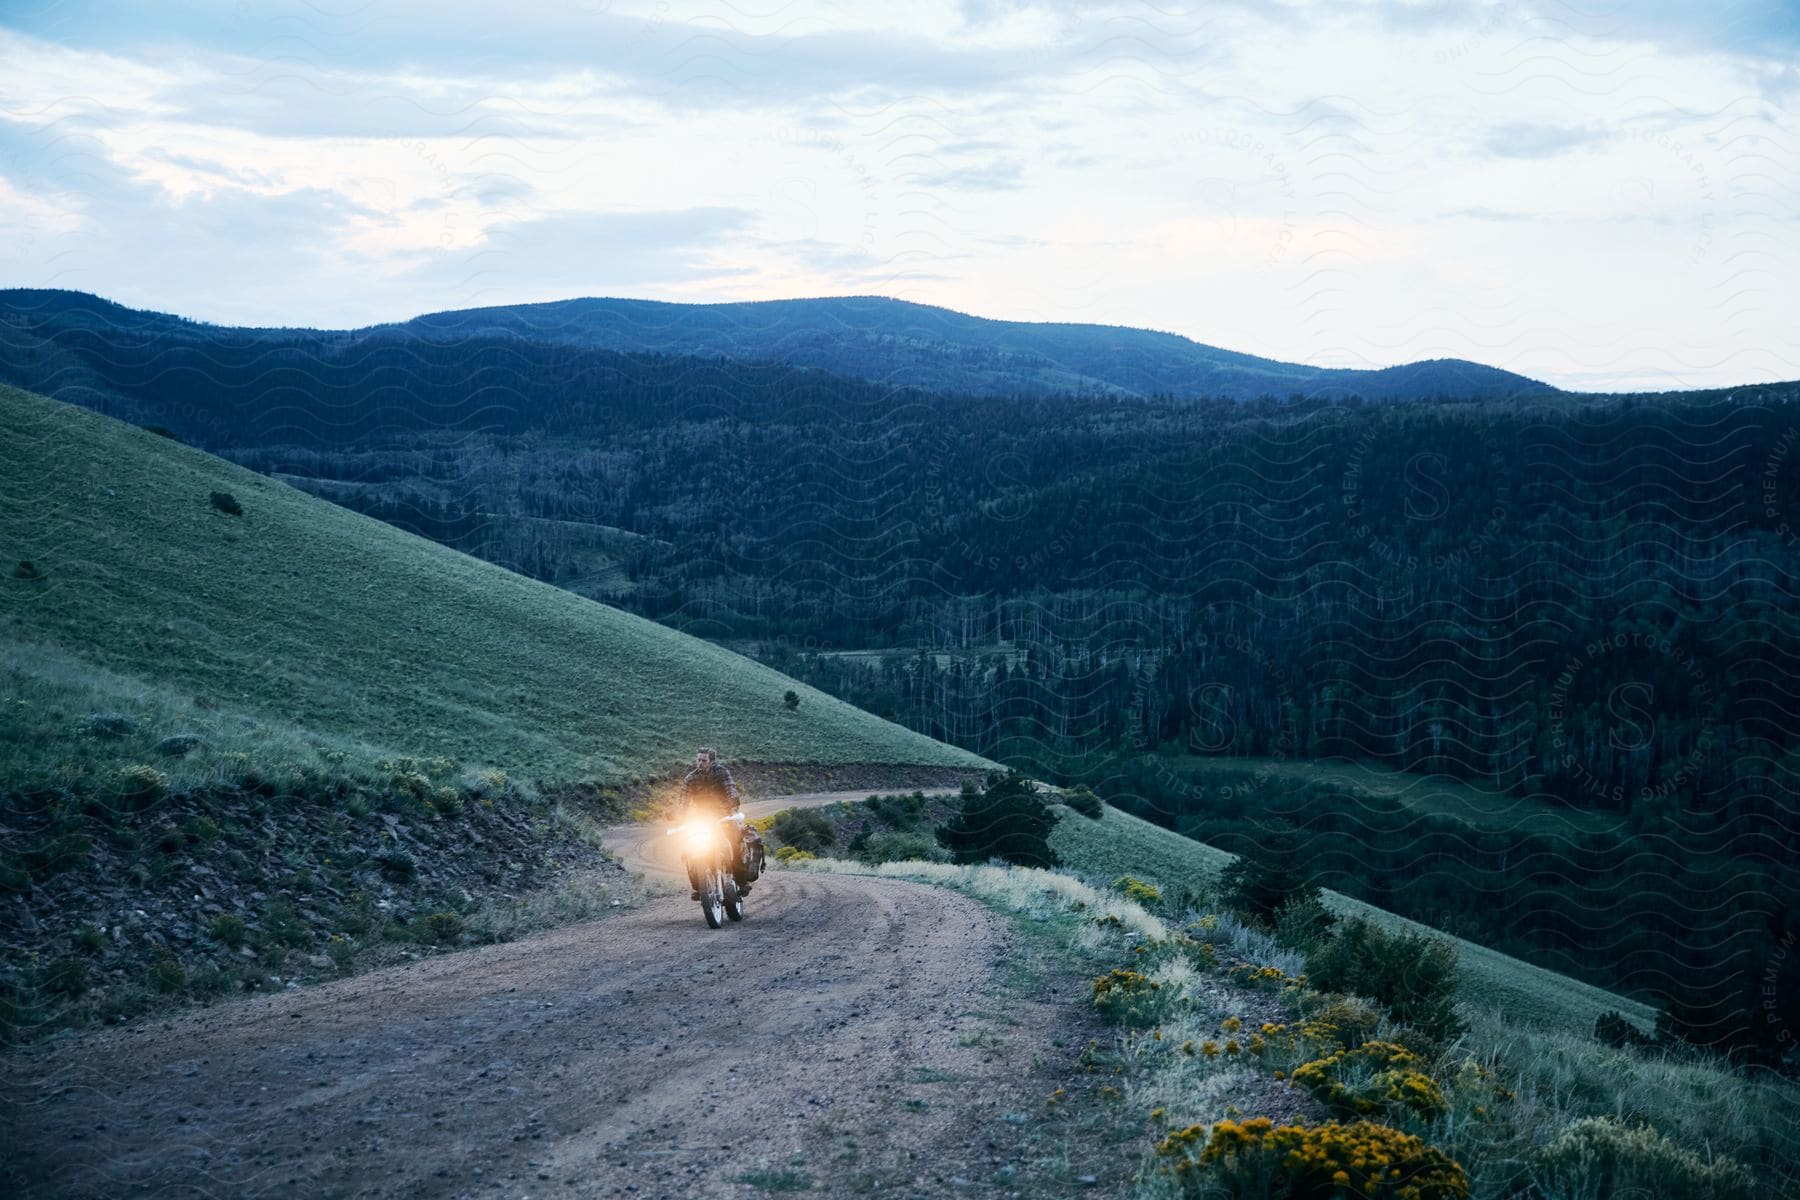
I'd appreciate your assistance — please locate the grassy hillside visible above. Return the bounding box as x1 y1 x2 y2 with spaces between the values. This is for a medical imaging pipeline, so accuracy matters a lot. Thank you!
1048 804 1656 1039
0 384 985 787
0 384 984 1036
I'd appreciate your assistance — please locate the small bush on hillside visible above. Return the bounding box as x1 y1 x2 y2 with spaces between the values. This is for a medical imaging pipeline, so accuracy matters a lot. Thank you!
782 689 800 710
1092 968 1168 1028
1308 918 1466 1041
79 712 137 739
1157 1118 1469 1200
39 957 89 1000
1272 892 1337 953
1594 1009 1658 1052
209 914 247 948
209 490 243 516
1112 876 1163 906
424 912 464 944
13 559 42 580
154 733 205 757
1527 1117 1754 1200
1219 818 1320 926
1061 786 1103 819
771 807 836 854
375 849 417 881
937 771 1060 868
858 830 944 865
260 899 312 950
1292 1040 1448 1121
147 955 187 994
773 845 814 864
866 791 929 829
1297 995 1385 1051
73 925 105 954
115 765 169 811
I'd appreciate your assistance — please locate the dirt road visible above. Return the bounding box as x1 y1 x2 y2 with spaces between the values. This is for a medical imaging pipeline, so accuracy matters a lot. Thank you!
4 789 1125 1199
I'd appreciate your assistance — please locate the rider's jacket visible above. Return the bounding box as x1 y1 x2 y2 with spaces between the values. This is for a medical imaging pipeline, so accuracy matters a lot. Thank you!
680 762 742 817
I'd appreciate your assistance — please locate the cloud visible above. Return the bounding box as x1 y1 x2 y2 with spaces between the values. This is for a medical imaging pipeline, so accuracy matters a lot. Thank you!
912 159 1025 191
399 207 756 305
1480 122 1609 159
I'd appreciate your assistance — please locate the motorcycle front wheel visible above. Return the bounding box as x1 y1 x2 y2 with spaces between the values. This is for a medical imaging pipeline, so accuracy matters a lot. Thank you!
723 875 744 922
701 872 726 929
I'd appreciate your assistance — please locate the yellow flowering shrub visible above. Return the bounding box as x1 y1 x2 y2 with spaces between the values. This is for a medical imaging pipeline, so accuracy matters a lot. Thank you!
1092 967 1167 1026
1157 1117 1469 1200
1293 1041 1448 1121
1111 875 1164 905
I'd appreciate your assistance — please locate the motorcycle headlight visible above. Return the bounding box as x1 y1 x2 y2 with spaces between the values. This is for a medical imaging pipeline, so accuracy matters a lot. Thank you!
683 824 715 853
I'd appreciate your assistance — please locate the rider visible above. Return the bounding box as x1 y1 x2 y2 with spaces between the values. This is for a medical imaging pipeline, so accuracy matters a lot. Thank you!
678 748 760 898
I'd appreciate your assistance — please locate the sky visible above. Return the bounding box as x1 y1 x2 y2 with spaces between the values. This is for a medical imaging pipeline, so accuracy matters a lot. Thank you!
0 0 1795 391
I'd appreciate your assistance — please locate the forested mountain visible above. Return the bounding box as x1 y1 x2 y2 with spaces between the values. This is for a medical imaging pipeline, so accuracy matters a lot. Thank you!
1 288 1554 403
3 287 1797 1060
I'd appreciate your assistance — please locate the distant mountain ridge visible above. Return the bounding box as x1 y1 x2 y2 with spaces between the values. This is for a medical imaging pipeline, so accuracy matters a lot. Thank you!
0 288 1556 403
391 294 1557 401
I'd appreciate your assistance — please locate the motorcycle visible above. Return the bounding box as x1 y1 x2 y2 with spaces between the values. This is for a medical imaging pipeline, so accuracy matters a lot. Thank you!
669 812 764 928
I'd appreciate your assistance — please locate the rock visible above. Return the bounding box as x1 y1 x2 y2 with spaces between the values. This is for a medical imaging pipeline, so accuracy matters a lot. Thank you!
155 734 207 757
306 954 332 969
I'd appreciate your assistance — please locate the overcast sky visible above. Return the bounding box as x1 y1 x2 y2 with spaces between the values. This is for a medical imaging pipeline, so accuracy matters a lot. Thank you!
1 0 1794 390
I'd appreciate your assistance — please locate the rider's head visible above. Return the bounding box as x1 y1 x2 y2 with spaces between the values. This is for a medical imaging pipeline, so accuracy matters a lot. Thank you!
695 747 715 769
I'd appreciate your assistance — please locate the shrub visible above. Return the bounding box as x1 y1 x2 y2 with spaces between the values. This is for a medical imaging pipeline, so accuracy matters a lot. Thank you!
432 786 465 816
209 914 247 948
154 733 205 757
1527 1117 1754 1200
209 490 243 516
1292 1041 1448 1121
1298 995 1385 1051
1307 918 1466 1041
1091 968 1168 1028
423 912 464 944
936 771 1060 868
770 807 836 854
1061 786 1103 819
1111 875 1163 906
13 559 42 580
116 764 169 807
392 770 432 800
1594 1009 1658 1051
1157 1117 1469 1200
783 689 801 710
73 925 106 954
1218 818 1320 926
40 957 89 999
147 956 187 994
79 712 137 739
1272 892 1337 953
858 830 943 865
375 849 417 881
260 899 312 949
866 791 929 829
773 845 814 864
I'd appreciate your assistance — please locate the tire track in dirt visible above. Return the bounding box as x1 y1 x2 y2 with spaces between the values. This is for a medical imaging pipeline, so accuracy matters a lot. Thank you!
3 790 1125 1199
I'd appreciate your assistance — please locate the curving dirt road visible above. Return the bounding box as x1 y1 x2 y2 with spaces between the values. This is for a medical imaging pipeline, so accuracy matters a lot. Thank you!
3 790 1125 1199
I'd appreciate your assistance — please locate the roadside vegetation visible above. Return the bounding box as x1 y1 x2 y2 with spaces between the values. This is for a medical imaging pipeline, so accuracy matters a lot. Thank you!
781 779 1798 1196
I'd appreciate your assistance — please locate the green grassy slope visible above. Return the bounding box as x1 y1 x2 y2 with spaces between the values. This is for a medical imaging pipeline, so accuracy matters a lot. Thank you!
1161 755 1617 838
1050 804 1657 1037
0 385 987 786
